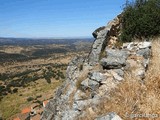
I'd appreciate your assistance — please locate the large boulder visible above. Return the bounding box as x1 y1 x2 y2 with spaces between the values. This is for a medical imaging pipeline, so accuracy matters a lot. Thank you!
92 26 106 38
106 48 129 59
100 57 126 69
88 16 121 65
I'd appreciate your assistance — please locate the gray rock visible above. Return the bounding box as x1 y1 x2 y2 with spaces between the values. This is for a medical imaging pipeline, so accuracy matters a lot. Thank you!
88 79 99 90
92 26 106 38
74 90 87 101
73 100 90 111
88 71 107 82
106 48 129 59
113 74 123 81
66 56 85 81
100 57 126 69
61 110 80 120
109 70 123 81
127 42 134 50
122 43 129 48
113 69 124 77
137 47 151 59
81 78 89 91
142 58 150 69
89 36 108 65
89 24 111 65
95 112 122 120
138 42 151 49
135 68 145 79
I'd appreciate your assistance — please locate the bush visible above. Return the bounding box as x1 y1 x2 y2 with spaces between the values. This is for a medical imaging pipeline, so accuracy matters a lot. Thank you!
12 88 18 93
121 0 160 42
27 97 34 102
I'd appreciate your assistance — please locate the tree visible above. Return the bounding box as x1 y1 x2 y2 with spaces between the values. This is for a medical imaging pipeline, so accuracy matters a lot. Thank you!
121 0 160 42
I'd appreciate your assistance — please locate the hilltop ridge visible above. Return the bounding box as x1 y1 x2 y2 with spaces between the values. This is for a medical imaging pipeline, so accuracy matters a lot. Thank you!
41 13 159 119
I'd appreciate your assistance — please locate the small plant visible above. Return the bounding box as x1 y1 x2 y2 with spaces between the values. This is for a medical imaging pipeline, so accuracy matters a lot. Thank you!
27 97 34 102
114 40 123 48
79 64 83 71
12 88 18 93
99 50 106 59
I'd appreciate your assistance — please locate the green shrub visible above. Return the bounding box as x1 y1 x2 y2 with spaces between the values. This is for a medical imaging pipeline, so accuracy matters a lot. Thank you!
27 97 34 102
121 0 160 42
79 64 83 71
12 88 18 93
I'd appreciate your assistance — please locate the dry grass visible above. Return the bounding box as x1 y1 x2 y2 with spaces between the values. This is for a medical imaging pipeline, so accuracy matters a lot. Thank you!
0 79 62 119
76 68 89 90
80 38 160 120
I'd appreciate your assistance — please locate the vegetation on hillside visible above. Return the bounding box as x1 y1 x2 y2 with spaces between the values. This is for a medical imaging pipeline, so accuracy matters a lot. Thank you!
121 0 160 42
0 63 67 99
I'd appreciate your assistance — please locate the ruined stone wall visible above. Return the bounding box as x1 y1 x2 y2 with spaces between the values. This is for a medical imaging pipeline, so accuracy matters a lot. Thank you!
41 15 152 120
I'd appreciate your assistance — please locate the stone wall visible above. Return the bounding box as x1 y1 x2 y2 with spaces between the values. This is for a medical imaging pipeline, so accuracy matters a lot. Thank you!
41 15 152 120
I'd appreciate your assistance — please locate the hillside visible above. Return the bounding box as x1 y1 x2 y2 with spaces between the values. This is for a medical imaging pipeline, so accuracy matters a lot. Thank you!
0 38 93 119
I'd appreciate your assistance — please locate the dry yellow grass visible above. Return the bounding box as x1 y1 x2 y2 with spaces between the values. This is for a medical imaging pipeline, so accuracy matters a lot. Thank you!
80 38 160 120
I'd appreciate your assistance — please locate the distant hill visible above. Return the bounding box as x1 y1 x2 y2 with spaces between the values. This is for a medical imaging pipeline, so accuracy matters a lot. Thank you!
0 37 94 46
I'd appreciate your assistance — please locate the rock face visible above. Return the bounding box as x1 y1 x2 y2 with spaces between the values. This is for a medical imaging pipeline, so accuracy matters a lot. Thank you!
41 15 152 120
100 57 126 69
88 16 121 65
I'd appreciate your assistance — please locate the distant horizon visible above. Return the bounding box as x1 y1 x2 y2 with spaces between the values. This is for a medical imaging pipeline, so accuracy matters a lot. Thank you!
0 36 93 39
0 0 126 38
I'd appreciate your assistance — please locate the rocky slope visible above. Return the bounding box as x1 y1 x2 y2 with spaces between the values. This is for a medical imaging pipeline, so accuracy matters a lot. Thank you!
41 15 152 120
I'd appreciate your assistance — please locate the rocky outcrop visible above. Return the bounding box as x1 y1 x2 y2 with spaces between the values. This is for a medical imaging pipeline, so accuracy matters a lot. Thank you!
41 56 86 120
41 15 152 120
88 15 121 65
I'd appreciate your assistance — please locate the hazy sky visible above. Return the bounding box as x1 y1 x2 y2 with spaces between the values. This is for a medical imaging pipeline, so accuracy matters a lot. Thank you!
0 0 126 38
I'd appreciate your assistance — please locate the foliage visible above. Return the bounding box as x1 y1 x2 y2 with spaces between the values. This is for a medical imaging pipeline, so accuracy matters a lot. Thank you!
121 0 160 42
12 88 18 93
27 97 34 102
79 64 83 71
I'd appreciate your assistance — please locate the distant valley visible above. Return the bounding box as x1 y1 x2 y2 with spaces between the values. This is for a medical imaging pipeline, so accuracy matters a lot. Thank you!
0 37 93 119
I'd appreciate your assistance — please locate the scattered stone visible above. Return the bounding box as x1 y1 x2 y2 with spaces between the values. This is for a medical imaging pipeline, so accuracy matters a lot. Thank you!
135 68 145 79
95 112 122 120
142 58 150 69
81 78 89 91
137 47 151 59
88 71 107 82
110 70 123 81
113 69 124 77
88 79 99 90
138 42 151 49
127 42 134 50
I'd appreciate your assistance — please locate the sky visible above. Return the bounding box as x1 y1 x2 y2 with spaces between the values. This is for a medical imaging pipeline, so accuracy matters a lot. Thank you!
0 0 126 38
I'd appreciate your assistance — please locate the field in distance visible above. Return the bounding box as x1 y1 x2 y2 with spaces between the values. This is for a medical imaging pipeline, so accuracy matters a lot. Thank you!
0 37 93 119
